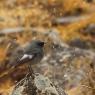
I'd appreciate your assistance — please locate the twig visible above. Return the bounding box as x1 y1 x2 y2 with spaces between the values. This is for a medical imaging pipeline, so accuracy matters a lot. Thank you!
0 27 50 34
52 15 90 25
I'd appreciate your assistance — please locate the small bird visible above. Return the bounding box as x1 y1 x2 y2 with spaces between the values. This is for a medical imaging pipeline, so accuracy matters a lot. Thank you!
7 40 45 73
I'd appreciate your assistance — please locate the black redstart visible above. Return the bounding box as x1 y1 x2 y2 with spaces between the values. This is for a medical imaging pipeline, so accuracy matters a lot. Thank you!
8 40 45 73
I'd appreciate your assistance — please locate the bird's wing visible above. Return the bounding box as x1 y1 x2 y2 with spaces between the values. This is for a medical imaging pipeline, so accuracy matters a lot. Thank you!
20 54 33 61
8 50 36 68
8 45 42 68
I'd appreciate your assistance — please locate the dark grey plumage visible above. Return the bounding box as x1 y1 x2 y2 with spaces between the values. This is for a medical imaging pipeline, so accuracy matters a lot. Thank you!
8 40 45 68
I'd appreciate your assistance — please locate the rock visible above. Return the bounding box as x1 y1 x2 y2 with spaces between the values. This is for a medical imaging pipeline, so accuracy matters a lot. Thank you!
68 38 89 49
10 73 66 95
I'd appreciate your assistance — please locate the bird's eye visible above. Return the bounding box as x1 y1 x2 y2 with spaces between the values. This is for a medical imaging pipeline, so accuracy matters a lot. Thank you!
38 42 44 47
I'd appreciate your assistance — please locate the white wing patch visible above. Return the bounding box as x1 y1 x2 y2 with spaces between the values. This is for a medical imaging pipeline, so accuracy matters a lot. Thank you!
20 54 33 61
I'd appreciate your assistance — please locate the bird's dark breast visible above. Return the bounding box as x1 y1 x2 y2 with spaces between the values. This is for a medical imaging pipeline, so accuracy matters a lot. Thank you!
30 48 44 64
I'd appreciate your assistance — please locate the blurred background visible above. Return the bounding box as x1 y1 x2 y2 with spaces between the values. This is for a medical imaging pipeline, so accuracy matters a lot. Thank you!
0 0 95 95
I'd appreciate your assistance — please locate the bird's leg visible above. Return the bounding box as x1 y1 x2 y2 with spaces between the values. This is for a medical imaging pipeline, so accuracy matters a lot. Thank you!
25 64 36 95
27 64 34 79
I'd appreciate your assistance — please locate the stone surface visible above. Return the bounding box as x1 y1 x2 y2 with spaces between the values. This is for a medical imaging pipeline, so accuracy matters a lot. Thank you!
11 73 66 95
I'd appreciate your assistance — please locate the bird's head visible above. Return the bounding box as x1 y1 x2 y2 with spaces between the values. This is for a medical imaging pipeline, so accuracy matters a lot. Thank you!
30 40 45 48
